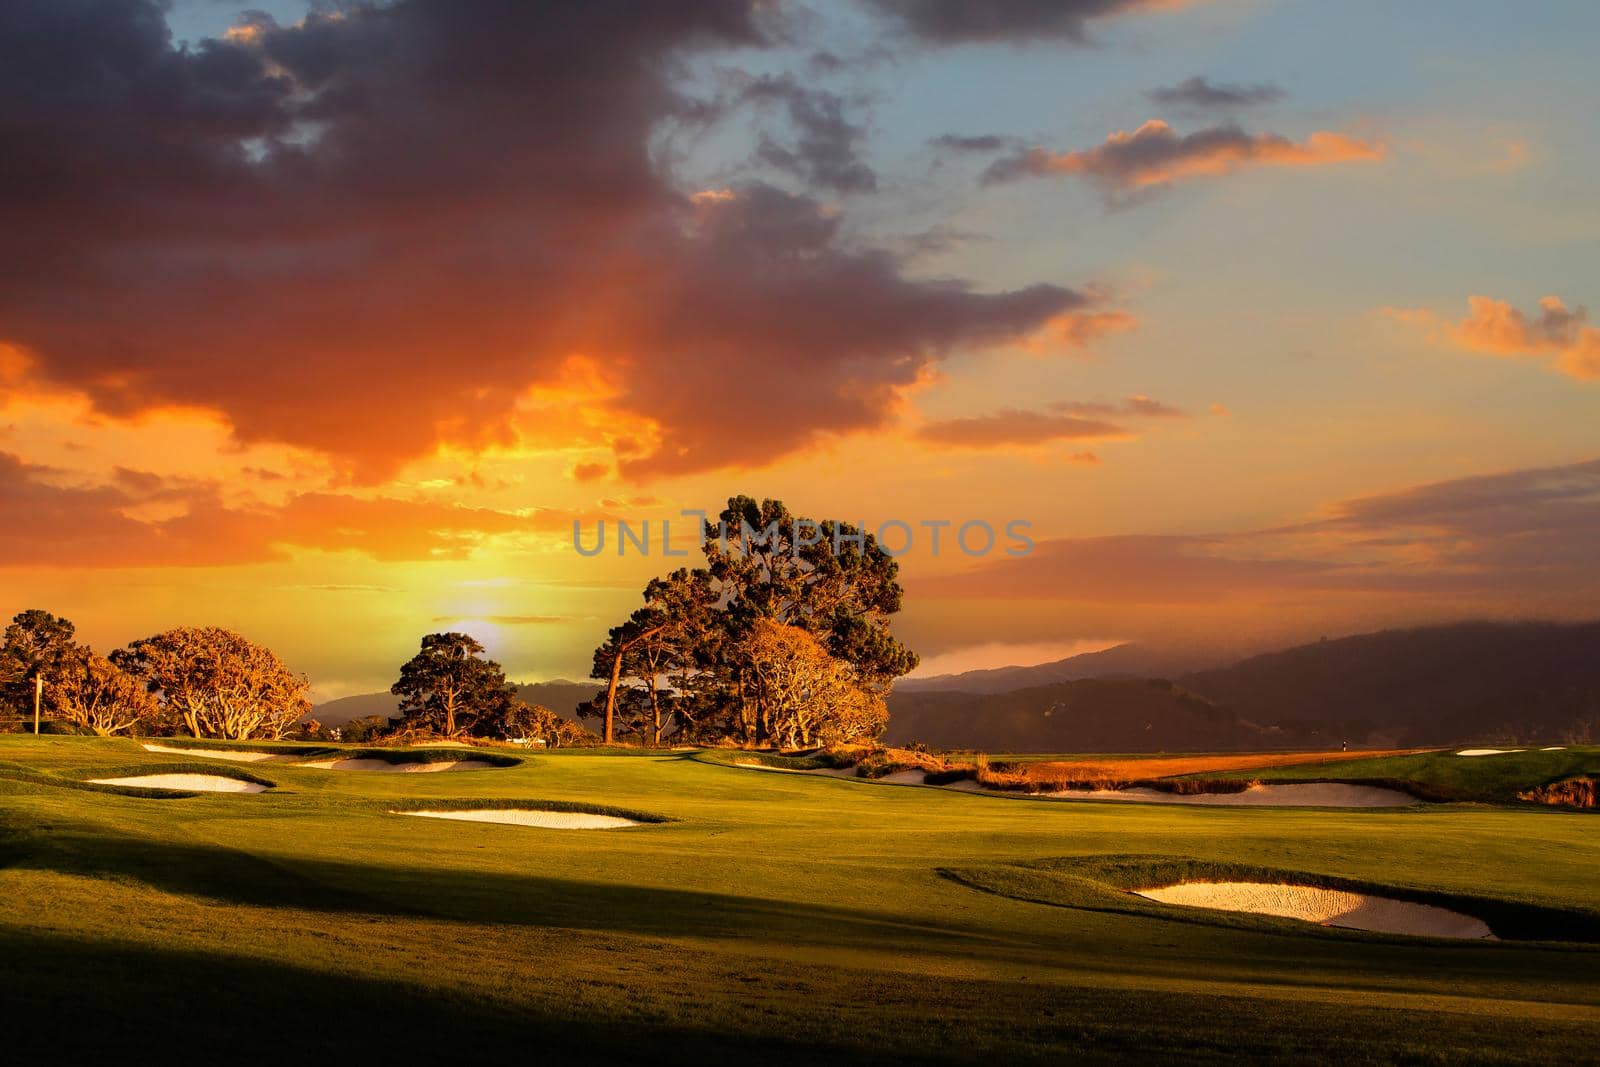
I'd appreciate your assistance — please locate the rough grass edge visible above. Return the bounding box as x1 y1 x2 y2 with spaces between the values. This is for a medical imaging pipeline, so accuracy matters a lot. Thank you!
939 853 1600 945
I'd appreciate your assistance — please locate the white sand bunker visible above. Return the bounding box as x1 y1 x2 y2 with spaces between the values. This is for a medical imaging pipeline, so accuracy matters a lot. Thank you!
1540 746 1567 751
1456 749 1524 756
1137 882 1495 940
90 773 267 793
297 758 495 772
396 809 640 829
141 743 285 763
945 780 1417 807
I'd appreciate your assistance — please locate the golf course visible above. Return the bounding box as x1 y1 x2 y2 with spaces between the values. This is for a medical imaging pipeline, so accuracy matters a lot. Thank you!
2 735 1596 1064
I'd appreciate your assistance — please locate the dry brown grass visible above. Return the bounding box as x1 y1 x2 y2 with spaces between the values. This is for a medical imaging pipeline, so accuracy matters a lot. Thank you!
1518 776 1597 809
967 749 1431 793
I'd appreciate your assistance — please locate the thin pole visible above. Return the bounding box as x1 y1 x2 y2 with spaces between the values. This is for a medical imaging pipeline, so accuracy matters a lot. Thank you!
33 675 43 734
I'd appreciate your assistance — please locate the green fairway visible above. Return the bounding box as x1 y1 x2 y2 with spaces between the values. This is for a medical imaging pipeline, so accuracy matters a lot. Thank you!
1 735 1596 1065
1200 746 1600 804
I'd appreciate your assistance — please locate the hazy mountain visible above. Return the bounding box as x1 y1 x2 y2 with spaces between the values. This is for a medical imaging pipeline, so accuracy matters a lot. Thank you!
885 678 1274 751
885 621 1600 751
312 680 597 727
1179 620 1600 746
895 643 1219 694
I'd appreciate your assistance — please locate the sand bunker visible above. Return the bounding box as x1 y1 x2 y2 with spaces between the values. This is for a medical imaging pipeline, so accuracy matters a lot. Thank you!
1541 746 1567 751
1456 749 1525 756
945 780 1417 807
876 769 929 785
90 773 267 793
141 743 286 763
396 809 640 829
297 758 495 772
1136 881 1494 940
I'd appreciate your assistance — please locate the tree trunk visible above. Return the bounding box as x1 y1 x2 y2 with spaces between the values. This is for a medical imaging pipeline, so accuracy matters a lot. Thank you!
603 651 624 744
648 676 661 746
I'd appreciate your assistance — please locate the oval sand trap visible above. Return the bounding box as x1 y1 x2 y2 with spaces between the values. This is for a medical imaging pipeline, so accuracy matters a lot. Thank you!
1456 748 1524 756
90 773 266 793
141 743 284 763
945 780 1417 807
1137 881 1494 939
396 809 640 829
297 758 495 772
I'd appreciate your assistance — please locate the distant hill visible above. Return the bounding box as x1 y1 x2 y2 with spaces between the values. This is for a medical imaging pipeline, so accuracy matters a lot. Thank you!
896 643 1217 694
884 678 1277 751
312 680 597 727
885 620 1600 751
1179 621 1600 747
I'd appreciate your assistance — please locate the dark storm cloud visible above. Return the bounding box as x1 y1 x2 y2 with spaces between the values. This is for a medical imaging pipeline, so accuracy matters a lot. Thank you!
0 0 1094 480
929 133 1011 153
1146 75 1285 112
859 0 1191 45
743 74 878 193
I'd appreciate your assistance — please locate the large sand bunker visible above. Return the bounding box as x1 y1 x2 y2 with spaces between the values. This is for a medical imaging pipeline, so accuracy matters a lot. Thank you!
90 773 267 793
946 780 1418 807
1136 881 1495 939
298 758 495 772
396 809 640 829
141 743 286 763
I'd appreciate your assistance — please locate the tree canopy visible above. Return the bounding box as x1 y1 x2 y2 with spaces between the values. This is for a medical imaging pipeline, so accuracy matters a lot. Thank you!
584 496 916 747
391 632 516 738
115 626 310 740
2 609 159 735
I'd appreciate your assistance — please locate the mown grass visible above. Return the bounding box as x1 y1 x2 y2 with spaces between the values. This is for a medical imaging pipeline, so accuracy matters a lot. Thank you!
0 734 1596 1064
1194 746 1600 804
941 854 1600 944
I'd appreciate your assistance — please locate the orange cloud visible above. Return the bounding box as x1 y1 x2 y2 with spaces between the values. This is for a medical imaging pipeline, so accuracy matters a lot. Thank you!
916 409 1133 449
0 452 620 568
1020 310 1138 354
985 120 1384 189
1390 295 1600 381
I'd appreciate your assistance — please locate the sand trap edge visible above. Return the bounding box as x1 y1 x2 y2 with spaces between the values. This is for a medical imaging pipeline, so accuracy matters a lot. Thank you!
386 799 672 828
394 809 641 829
937 853 1600 943
88 773 269 794
1134 881 1496 940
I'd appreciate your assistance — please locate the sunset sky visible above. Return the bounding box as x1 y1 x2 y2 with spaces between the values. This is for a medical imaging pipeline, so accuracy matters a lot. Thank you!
3 0 1598 699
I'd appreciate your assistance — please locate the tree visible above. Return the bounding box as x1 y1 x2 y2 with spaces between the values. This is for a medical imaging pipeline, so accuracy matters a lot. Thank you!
703 496 918 689
502 700 595 748
391 633 515 737
590 568 719 744
51 648 160 736
0 609 79 725
339 715 390 744
740 619 887 749
583 497 919 748
115 627 311 740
